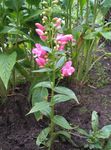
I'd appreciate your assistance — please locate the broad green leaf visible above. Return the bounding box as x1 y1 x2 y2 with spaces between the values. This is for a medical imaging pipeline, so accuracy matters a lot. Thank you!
36 127 50 146
28 101 50 115
0 52 17 89
31 87 48 120
56 56 66 69
54 86 79 103
53 115 73 129
99 125 111 139
53 94 73 104
34 81 51 89
100 32 111 40
91 111 99 132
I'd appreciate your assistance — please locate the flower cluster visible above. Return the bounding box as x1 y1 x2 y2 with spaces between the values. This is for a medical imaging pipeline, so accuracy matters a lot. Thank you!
32 18 75 77
32 44 47 68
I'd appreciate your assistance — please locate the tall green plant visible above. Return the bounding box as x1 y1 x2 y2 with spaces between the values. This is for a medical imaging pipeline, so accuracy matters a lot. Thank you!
28 1 79 149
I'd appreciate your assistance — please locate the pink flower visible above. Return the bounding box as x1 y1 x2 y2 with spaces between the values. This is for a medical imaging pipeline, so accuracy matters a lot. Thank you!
40 35 47 41
35 23 45 31
58 44 65 51
35 57 47 68
32 44 47 57
35 29 47 41
61 61 75 77
53 18 62 29
35 29 44 36
56 34 74 45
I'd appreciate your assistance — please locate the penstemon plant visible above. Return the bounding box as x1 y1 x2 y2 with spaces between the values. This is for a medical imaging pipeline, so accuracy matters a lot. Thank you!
28 0 79 149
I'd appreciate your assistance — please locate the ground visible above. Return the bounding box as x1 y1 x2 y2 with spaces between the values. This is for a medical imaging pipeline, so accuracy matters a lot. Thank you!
0 46 111 150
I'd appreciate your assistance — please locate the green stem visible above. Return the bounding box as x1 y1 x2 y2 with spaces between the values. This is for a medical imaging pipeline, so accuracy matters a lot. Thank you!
86 0 89 25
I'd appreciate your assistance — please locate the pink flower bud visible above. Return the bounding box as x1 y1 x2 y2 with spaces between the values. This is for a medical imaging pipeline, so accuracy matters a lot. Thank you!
35 29 44 36
40 35 47 41
35 57 47 68
61 61 75 77
35 23 45 31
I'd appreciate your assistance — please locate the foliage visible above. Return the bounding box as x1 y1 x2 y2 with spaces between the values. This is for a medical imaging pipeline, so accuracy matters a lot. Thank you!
76 111 111 150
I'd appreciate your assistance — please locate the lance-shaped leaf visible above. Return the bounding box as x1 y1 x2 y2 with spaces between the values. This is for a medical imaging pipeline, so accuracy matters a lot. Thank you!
36 127 50 146
54 86 79 103
53 115 73 129
33 81 51 89
28 101 51 116
0 52 17 89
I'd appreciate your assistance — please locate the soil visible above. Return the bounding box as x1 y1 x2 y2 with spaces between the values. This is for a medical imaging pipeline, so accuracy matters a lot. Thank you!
0 47 111 150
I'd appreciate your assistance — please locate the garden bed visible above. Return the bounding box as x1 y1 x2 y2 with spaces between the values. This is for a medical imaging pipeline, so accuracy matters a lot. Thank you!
0 52 111 150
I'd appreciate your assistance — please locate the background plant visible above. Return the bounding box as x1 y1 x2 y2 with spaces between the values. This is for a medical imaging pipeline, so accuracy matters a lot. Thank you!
76 111 111 150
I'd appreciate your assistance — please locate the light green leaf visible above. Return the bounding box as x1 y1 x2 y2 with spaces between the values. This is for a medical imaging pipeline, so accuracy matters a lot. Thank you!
54 86 79 103
36 127 50 146
53 115 73 129
31 87 48 120
33 81 51 89
91 111 99 132
32 68 52 73
0 52 17 89
56 56 66 69
99 125 111 139
42 46 52 53
100 32 111 40
28 101 50 115
53 94 73 104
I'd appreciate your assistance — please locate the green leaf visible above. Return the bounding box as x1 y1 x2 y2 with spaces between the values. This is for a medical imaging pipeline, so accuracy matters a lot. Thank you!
0 52 17 89
99 125 111 139
32 68 52 73
0 26 34 42
53 94 73 104
36 127 50 146
76 128 88 136
57 130 71 140
28 101 50 116
31 87 48 120
53 115 73 129
33 81 51 89
100 32 111 40
56 56 66 69
54 86 79 103
42 46 52 53
91 111 99 132
5 0 24 11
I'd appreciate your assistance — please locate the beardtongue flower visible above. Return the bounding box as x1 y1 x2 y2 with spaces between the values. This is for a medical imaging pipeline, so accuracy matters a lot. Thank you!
32 44 47 57
58 44 65 51
53 17 62 29
61 61 75 77
35 57 47 68
56 34 74 44
35 29 47 41
35 23 45 31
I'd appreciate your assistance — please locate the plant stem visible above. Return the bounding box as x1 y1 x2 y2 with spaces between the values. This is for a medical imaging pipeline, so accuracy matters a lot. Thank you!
49 66 56 150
